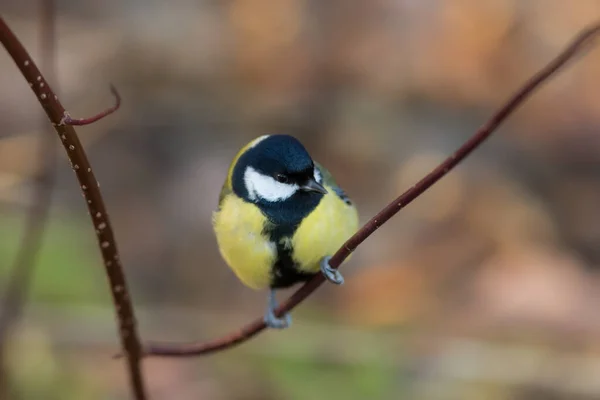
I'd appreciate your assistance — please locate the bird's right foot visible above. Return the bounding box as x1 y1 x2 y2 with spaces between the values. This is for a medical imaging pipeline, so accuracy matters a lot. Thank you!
263 309 292 329
264 289 292 329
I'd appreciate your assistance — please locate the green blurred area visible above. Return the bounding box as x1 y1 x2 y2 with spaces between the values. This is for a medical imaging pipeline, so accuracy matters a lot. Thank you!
0 214 104 304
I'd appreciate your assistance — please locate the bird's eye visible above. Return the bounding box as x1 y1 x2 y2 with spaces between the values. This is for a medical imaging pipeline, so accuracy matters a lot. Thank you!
275 174 289 183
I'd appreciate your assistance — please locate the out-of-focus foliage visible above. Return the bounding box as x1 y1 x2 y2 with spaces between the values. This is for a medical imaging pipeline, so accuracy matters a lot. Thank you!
1 0 600 398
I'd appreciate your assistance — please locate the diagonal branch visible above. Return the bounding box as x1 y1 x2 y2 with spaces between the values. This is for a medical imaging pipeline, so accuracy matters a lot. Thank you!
0 16 147 399
142 21 600 357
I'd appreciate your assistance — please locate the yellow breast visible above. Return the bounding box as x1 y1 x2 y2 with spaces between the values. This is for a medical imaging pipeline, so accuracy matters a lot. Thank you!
213 194 276 290
291 186 359 273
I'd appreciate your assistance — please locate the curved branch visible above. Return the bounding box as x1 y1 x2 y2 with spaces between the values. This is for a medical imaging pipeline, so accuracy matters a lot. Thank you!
60 84 121 126
0 16 147 399
142 21 600 357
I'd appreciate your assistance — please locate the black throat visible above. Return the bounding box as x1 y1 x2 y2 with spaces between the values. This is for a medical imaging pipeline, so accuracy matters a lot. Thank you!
261 194 323 289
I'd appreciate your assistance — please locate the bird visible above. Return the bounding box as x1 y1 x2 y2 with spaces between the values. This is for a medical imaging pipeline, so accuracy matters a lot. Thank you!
213 134 359 329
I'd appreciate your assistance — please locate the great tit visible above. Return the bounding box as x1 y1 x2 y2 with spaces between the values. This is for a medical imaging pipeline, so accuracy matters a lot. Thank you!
213 134 359 329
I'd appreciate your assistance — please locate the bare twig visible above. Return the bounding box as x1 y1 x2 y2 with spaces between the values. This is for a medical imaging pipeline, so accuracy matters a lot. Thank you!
60 84 121 126
0 1 58 397
0 16 147 399
142 22 600 357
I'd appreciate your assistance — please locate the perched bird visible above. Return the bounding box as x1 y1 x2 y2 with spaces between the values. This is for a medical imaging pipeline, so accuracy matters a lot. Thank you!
213 134 359 329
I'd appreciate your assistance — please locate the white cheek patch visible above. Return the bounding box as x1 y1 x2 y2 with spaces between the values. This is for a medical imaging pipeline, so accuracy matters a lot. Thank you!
244 166 299 202
313 168 322 184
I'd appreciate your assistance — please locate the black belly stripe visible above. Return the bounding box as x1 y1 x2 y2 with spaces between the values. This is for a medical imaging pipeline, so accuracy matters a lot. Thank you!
270 241 315 289
264 222 315 289
259 185 353 289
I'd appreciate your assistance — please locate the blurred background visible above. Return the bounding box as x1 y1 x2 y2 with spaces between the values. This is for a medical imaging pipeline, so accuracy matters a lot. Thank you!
1 0 600 399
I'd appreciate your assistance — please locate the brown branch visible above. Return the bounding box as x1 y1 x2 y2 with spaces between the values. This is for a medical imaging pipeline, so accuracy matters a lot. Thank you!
60 84 121 126
0 16 148 399
0 1 58 397
142 21 600 357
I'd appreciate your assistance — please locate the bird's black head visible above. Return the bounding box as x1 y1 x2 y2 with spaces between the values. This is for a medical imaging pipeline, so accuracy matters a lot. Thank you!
231 135 327 225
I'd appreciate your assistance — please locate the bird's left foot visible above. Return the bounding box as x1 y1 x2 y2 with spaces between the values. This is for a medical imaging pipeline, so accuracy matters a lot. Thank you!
320 256 344 285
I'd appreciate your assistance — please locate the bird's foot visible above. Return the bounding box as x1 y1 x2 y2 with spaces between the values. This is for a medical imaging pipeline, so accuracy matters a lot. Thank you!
264 289 292 329
320 256 344 285
263 309 292 329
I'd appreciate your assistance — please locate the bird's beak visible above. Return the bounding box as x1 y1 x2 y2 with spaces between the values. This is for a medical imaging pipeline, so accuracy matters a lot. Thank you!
301 178 328 194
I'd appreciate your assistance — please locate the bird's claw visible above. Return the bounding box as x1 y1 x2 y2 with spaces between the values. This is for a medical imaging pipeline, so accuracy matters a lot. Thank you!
264 310 292 329
320 256 344 285
264 289 292 329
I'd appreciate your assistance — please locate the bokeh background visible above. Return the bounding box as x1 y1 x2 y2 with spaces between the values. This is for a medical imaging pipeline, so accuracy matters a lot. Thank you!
1 1 600 399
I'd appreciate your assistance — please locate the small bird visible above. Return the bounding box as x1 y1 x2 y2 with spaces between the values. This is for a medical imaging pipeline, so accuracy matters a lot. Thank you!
213 134 359 329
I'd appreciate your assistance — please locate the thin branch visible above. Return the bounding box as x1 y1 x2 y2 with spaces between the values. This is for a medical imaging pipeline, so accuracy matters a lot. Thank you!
142 21 600 357
0 1 58 397
60 84 121 126
0 16 147 399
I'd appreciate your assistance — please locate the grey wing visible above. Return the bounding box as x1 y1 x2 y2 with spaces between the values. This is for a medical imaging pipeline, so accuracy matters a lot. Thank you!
314 161 353 206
